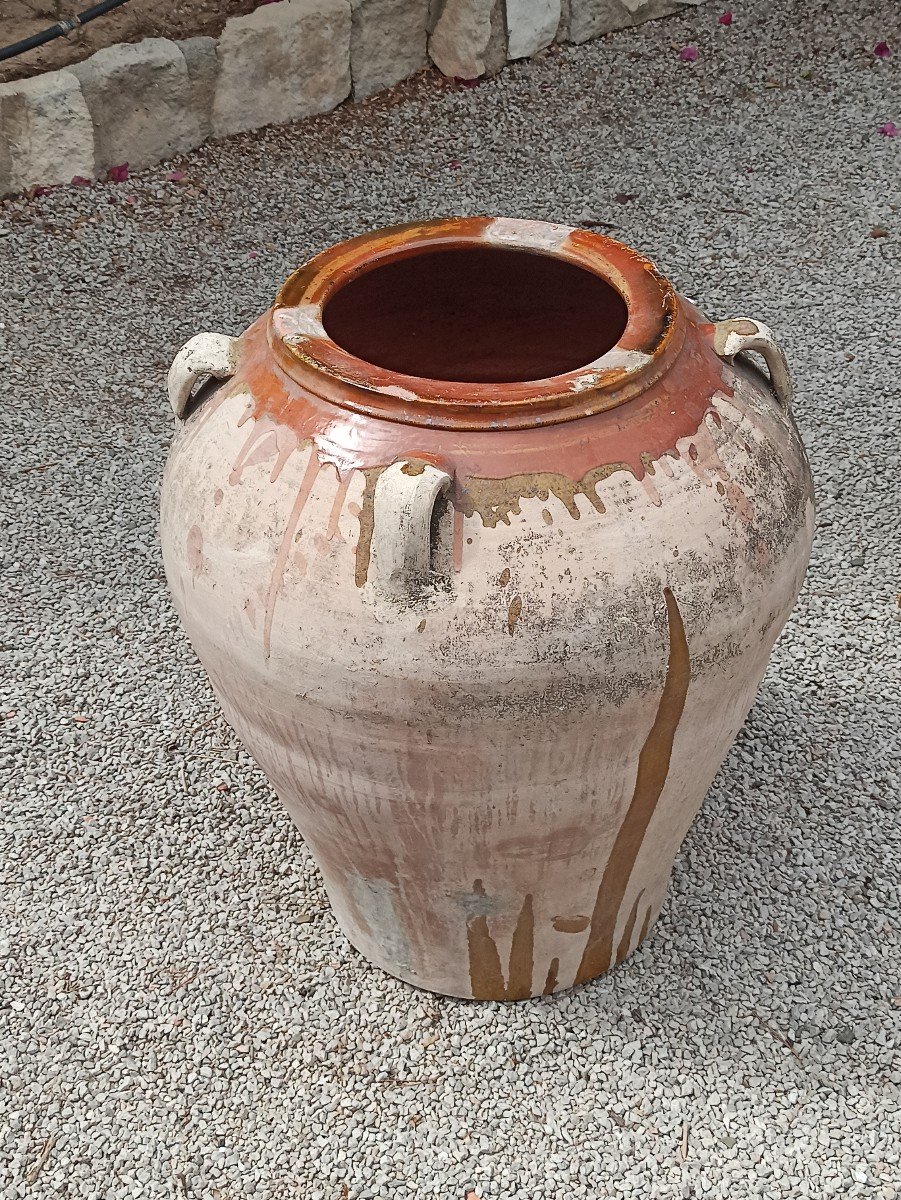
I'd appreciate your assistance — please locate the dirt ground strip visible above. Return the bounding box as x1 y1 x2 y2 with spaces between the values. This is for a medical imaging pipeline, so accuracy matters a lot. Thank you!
0 0 258 83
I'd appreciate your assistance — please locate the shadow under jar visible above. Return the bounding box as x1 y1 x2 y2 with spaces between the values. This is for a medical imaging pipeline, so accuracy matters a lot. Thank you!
160 217 814 1000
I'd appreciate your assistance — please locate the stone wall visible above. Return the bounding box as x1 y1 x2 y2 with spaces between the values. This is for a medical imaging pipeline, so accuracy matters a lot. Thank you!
0 0 704 196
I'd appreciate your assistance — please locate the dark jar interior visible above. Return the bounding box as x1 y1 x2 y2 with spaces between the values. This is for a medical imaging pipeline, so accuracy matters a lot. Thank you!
321 245 629 384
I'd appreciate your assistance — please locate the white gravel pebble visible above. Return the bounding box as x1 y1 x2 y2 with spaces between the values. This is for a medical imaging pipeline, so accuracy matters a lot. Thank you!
2 1 900 1197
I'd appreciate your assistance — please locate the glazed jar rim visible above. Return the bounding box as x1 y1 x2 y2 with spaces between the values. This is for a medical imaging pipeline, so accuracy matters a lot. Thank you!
267 216 682 432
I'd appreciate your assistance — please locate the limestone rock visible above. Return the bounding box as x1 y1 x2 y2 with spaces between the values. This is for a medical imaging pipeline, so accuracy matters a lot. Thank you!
179 36 220 142
569 0 689 43
213 0 351 138
484 0 509 74
351 0 429 98
427 0 445 32
506 0 561 60
71 39 200 171
556 0 573 42
429 0 506 78
0 71 95 195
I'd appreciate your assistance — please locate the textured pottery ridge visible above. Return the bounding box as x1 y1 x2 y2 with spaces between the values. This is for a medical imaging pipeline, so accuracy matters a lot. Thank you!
160 217 814 999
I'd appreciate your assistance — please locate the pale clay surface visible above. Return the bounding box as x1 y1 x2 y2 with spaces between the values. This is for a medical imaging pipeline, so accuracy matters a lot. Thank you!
160 346 813 1000
2 0 900 1195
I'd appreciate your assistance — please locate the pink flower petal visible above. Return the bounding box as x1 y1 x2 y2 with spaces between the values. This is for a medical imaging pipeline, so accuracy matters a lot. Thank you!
247 251 259 259
719 11 733 25
166 170 187 182
70 175 93 186
679 45 699 62
106 163 130 183
878 121 898 137
448 158 461 169
874 41 891 59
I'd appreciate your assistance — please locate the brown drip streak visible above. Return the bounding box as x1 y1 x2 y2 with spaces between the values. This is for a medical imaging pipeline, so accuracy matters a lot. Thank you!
466 880 507 1001
552 915 590 933
466 884 535 1001
326 473 352 540
452 508 465 573
262 451 322 659
543 958 560 996
353 467 384 588
616 890 645 965
505 894 535 1001
575 587 690 985
638 903 654 945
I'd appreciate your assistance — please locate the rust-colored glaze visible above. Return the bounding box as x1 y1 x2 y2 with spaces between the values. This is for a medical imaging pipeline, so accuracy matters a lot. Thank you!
215 218 732 532
225 307 728 505
575 588 690 984
507 596 523 635
566 227 675 357
273 216 678 430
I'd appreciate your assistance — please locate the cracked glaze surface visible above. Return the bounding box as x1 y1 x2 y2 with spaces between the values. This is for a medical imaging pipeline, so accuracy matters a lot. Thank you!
160 218 814 999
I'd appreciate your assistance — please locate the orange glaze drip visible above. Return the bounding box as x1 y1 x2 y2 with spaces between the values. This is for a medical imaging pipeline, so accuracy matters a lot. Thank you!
219 300 731 505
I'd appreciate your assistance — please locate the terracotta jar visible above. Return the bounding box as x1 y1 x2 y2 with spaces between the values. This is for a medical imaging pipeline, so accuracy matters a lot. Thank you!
160 218 814 1000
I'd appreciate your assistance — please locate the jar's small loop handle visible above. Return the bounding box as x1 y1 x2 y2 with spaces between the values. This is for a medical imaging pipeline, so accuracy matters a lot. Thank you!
368 460 453 602
712 318 793 411
167 332 240 419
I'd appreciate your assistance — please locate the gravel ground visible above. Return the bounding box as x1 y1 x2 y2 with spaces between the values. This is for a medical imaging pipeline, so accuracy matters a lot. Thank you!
2 1 900 1197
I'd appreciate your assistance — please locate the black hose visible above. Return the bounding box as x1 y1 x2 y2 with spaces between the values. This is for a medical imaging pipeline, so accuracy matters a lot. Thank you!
0 0 131 64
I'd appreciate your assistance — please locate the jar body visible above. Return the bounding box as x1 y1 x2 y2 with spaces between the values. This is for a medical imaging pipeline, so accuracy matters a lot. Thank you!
160 220 814 998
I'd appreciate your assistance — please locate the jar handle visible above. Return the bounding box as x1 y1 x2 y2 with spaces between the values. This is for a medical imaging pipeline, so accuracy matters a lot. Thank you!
368 461 453 601
712 318 793 410
167 333 240 419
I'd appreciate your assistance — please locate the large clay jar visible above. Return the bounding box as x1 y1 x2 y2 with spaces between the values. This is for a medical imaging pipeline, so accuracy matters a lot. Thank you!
160 218 814 1000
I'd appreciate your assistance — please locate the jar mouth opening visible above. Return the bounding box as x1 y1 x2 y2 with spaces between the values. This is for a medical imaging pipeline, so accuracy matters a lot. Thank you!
320 244 630 385
269 217 680 431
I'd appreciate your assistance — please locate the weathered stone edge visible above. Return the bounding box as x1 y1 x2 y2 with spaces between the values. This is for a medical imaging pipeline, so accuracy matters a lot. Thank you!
0 0 703 197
